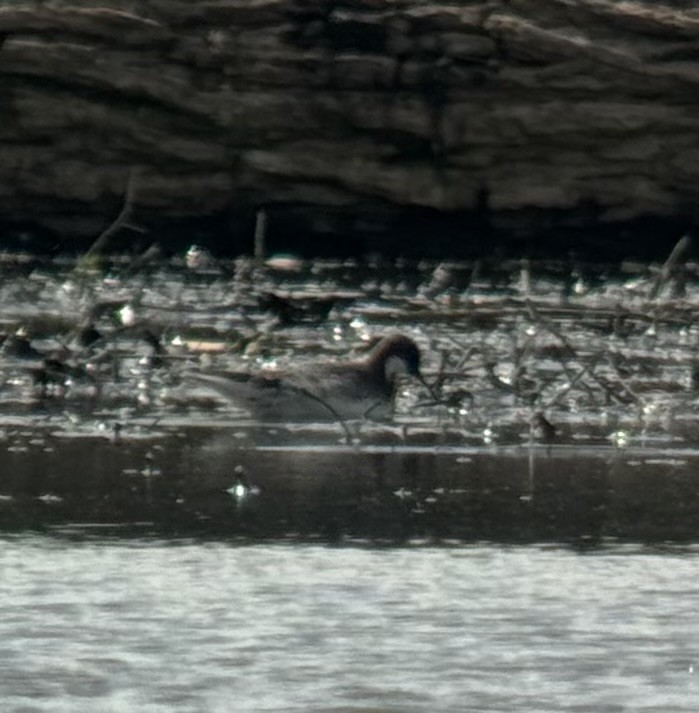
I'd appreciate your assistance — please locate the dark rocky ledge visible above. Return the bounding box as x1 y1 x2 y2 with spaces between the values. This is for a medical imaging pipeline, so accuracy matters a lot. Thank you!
0 0 697 257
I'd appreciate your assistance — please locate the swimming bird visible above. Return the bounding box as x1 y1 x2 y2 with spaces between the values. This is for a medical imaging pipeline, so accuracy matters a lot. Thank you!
188 334 428 422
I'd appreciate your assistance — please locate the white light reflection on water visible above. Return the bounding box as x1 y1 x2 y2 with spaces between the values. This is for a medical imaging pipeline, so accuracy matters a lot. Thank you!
0 537 697 712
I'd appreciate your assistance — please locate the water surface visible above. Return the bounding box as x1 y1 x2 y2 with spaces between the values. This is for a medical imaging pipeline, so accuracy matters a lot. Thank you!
2 253 699 710
1 254 699 539
2 536 698 712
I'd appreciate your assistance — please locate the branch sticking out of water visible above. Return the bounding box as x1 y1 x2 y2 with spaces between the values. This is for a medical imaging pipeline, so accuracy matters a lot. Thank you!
524 299 634 406
604 353 642 406
76 168 139 273
647 234 691 301
542 353 604 409
254 209 268 261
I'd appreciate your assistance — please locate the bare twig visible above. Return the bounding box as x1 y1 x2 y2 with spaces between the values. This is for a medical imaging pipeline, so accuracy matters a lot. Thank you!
647 234 691 301
254 209 268 260
525 299 634 405
79 168 139 266
604 353 643 405
542 353 605 409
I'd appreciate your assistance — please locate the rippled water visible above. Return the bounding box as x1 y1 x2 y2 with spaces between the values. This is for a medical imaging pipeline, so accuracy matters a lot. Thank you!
2 252 699 710
2 535 698 712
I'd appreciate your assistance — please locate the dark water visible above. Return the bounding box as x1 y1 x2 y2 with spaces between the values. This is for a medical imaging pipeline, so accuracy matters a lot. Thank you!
4 430 699 542
2 252 699 710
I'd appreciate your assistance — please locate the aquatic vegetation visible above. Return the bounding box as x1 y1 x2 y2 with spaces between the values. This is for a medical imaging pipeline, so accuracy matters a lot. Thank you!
0 240 697 450
1 240 699 538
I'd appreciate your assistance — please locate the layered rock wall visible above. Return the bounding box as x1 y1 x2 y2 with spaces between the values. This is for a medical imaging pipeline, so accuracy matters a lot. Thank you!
0 1 697 250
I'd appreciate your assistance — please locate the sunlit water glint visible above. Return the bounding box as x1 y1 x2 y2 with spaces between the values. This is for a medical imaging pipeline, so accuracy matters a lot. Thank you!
2 252 699 711
1 253 699 539
1 537 698 713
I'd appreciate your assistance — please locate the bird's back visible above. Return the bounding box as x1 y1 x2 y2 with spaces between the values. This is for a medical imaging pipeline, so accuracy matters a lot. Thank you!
189 363 390 422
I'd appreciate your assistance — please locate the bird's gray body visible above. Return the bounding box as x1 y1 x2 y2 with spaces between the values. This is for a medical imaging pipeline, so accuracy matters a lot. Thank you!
189 335 423 422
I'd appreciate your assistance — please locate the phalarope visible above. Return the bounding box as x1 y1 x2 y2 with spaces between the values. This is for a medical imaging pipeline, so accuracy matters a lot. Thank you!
189 334 428 422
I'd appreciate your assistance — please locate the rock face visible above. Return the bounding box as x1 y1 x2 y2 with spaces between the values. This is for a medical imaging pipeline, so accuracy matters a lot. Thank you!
0 0 697 254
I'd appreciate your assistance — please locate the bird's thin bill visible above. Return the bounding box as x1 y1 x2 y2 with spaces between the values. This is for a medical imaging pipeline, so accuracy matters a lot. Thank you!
418 373 438 400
